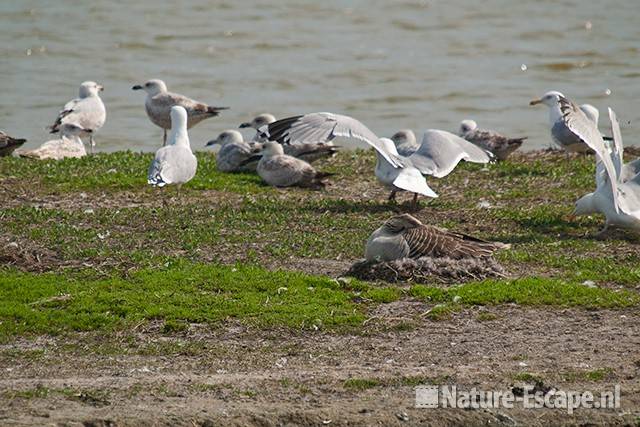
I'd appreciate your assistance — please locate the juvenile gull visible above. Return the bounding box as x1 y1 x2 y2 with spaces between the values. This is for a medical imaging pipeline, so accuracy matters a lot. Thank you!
365 214 509 262
133 79 229 146
390 129 418 157
49 81 105 154
17 123 87 160
256 112 492 205
254 141 332 188
0 131 26 157
148 106 197 187
574 108 640 233
206 130 263 172
458 120 526 160
530 91 604 153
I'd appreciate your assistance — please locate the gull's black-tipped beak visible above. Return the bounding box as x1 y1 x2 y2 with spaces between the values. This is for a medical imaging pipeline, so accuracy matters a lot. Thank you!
98 85 104 92
529 99 542 106
132 85 143 91
84 129 93 134
239 122 251 128
205 139 217 147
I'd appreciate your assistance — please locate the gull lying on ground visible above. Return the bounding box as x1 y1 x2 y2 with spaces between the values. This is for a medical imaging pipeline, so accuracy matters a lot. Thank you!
530 91 604 153
0 131 26 157
574 108 640 233
251 141 332 188
49 81 105 154
206 130 263 172
148 106 197 187
458 120 526 160
255 112 492 205
365 214 509 262
133 79 228 146
17 123 87 160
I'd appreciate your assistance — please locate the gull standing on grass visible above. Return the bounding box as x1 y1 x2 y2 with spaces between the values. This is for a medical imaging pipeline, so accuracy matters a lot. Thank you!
251 141 332 188
148 106 197 187
530 91 604 153
0 131 26 157
49 81 105 154
365 214 509 262
205 130 263 172
17 123 88 160
255 112 492 206
458 120 527 161
133 79 229 146
574 108 640 233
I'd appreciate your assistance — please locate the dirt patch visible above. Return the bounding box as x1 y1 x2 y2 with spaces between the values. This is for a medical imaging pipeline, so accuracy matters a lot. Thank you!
0 306 638 426
345 256 508 284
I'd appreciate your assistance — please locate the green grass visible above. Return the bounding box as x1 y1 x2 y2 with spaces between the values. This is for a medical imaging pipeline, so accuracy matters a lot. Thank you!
0 263 368 340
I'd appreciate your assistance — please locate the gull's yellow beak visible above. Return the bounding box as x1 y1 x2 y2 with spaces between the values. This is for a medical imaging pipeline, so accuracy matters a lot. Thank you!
529 98 542 106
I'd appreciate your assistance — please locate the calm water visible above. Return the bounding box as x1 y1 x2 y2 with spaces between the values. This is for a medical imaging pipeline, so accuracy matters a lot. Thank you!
1 0 639 152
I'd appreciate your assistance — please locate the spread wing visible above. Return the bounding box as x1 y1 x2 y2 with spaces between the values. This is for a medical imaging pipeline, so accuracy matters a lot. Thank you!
559 96 619 212
255 112 403 168
409 130 492 178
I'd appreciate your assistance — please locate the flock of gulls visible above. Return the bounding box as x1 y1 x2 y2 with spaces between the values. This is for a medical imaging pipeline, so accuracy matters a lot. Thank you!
2 79 639 263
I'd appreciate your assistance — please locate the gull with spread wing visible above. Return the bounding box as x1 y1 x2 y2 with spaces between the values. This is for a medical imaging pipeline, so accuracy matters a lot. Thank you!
255 112 492 206
574 108 640 233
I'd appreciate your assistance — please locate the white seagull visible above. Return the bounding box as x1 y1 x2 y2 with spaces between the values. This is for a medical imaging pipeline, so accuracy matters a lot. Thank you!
133 79 228 146
254 141 332 189
574 108 640 233
49 81 106 154
530 91 603 153
148 106 198 187
458 120 527 161
255 112 492 205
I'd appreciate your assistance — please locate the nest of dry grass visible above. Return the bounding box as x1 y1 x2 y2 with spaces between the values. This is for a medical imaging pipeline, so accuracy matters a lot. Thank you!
345 256 507 284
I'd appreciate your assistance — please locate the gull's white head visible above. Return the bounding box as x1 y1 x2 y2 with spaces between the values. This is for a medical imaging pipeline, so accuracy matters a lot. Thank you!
132 79 167 96
240 113 277 129
170 106 188 129
574 193 597 216
60 122 90 137
458 120 478 134
262 141 284 157
530 90 565 107
79 81 104 98
390 129 417 147
579 104 599 125
206 129 244 147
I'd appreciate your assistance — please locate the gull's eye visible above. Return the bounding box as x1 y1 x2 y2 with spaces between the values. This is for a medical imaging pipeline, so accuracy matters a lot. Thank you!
145 83 150 87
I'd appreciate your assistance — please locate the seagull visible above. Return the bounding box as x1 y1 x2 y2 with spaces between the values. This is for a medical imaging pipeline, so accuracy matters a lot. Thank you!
133 79 229 146
365 214 509 262
458 120 526 161
0 131 26 157
574 108 640 233
49 81 106 154
255 112 492 206
148 106 197 187
206 130 263 172
252 141 332 188
389 129 418 157
17 123 88 160
529 91 605 153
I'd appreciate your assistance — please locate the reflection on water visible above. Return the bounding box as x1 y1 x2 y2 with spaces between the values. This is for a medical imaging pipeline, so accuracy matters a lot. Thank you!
1 0 638 153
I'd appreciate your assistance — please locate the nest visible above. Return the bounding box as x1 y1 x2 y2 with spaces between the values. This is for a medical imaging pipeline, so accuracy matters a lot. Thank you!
344 256 507 284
